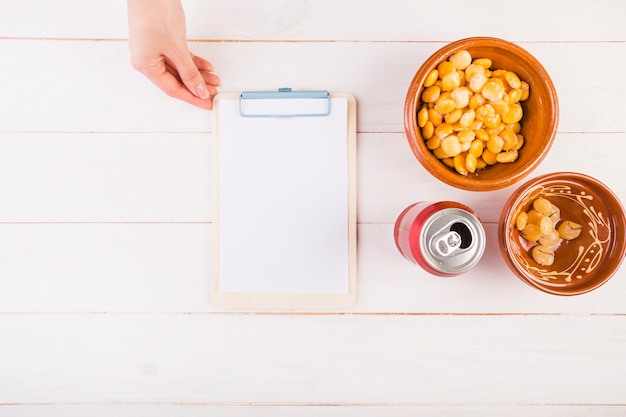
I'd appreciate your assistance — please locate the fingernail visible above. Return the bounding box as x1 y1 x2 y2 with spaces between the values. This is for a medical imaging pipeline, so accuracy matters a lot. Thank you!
196 83 210 99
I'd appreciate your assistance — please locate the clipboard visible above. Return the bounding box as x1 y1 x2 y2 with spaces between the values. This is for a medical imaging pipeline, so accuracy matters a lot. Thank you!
211 89 357 309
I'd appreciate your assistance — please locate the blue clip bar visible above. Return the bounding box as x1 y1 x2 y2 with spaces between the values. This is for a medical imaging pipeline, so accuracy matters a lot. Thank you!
239 88 331 118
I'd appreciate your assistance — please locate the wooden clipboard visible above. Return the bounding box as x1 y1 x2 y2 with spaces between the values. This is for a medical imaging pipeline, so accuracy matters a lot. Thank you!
211 89 357 309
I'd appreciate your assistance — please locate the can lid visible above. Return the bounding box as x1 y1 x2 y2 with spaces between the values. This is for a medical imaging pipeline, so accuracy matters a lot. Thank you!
419 208 486 274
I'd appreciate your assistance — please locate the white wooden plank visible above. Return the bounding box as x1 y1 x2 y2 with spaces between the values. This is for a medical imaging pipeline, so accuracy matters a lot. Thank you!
0 132 622 225
1 405 625 417
0 1 128 39
0 223 624 313
0 40 624 134
1 132 623 226
1 0 624 42
0 133 210 222
0 314 625 404
358 132 626 224
0 224 211 312
0 40 207 133
185 0 626 42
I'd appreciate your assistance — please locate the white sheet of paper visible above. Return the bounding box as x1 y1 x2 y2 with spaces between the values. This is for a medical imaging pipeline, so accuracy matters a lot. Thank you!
216 97 349 294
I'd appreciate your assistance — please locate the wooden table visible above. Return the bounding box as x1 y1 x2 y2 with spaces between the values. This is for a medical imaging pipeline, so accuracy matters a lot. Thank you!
1 1 625 415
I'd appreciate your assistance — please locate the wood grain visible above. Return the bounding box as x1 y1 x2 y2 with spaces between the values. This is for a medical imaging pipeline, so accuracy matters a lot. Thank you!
3 405 626 417
1 0 625 41
0 0 625 414
1 314 625 404
0 223 623 313
0 133 622 225
0 41 623 133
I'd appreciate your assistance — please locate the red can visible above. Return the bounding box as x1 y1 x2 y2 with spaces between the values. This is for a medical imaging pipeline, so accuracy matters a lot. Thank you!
394 201 486 276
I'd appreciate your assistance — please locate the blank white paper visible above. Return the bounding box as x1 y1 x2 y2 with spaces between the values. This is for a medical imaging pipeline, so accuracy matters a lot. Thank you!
216 97 349 294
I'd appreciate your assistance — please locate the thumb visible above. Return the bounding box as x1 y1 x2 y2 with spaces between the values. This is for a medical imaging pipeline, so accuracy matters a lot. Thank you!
172 50 210 99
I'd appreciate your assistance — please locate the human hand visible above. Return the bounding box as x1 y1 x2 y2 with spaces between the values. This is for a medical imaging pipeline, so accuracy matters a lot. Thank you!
127 0 220 110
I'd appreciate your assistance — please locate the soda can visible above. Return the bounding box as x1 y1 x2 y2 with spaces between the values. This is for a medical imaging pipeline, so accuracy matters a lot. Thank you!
394 201 486 276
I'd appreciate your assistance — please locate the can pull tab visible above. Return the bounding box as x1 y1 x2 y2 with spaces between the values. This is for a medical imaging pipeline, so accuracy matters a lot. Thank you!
433 231 462 257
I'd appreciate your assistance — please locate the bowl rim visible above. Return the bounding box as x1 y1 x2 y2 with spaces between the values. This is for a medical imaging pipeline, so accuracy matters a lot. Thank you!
404 36 560 191
498 171 626 295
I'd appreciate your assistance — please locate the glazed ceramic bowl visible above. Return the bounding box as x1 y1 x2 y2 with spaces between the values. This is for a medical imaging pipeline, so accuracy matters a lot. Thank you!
498 172 626 295
404 37 559 191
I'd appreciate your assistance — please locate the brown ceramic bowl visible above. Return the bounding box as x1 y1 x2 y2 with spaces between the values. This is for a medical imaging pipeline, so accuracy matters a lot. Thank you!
499 172 626 296
404 37 559 191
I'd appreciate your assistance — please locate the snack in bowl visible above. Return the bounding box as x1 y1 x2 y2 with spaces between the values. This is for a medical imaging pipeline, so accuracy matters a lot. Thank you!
404 37 559 191
499 172 626 296
416 49 530 175
515 197 584 266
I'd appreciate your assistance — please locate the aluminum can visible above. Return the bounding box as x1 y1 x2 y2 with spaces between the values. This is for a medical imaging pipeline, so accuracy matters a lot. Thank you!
394 201 486 276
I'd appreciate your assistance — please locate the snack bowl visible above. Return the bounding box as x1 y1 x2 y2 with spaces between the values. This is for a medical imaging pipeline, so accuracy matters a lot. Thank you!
498 172 626 295
404 37 559 191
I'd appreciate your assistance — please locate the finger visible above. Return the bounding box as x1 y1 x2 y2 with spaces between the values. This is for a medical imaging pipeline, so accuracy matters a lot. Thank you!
164 60 181 82
165 62 218 98
199 70 221 87
165 55 220 88
191 54 220 87
205 84 219 97
147 66 213 110
191 53 215 73
165 80 214 110
169 49 211 99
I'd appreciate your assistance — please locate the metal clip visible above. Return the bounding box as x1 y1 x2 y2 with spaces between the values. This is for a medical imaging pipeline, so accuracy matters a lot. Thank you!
239 88 331 118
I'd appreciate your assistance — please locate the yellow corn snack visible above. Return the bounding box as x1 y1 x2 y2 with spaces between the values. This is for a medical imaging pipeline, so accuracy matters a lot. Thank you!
419 50 529 175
